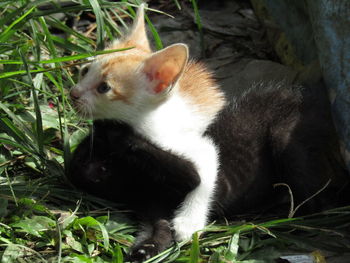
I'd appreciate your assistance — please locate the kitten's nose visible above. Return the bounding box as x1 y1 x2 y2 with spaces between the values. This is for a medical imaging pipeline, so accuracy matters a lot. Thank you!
70 88 81 101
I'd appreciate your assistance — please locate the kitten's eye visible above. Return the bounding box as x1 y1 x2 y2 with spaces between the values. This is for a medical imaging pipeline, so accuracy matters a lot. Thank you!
97 83 111 94
80 65 89 78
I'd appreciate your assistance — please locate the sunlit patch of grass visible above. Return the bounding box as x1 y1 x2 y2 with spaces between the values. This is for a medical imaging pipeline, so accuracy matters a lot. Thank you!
0 1 144 261
0 0 349 262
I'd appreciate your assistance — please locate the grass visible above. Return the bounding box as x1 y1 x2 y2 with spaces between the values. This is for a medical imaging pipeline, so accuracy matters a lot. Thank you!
0 0 350 262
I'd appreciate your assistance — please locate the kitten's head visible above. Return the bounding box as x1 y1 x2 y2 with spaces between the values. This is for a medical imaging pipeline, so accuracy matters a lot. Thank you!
70 4 189 122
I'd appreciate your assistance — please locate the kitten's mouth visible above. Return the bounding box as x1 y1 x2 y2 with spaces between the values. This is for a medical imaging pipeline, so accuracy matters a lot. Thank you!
72 99 93 119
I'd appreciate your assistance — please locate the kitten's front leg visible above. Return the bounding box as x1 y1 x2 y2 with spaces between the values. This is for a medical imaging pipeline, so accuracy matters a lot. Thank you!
130 219 173 262
172 137 219 241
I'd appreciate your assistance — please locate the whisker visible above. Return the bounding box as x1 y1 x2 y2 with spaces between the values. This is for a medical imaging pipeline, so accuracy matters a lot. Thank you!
87 106 94 160
72 98 96 160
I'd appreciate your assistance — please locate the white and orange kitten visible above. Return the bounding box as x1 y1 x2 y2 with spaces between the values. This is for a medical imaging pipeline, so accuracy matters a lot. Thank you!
71 4 225 241
70 4 350 261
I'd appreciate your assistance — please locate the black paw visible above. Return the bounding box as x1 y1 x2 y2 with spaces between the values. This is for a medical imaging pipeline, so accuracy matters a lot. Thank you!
129 242 159 262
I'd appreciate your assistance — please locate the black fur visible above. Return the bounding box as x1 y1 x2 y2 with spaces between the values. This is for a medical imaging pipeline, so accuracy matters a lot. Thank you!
209 83 349 216
67 82 350 261
67 120 200 260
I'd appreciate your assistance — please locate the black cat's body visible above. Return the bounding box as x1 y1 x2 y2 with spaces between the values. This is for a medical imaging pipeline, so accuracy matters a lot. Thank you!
68 121 200 217
68 83 349 261
68 120 201 261
210 84 349 216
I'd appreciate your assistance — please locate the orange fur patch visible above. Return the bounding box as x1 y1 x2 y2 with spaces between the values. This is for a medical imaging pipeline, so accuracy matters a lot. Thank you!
100 53 147 104
98 38 225 116
179 61 226 116
113 40 150 54
110 87 130 103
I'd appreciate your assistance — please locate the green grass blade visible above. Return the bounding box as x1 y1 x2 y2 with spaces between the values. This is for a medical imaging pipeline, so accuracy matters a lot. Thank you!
104 9 123 38
109 8 129 32
38 15 70 172
0 117 25 143
97 221 110 251
0 6 36 43
173 0 181 10
0 103 36 144
19 49 44 157
112 243 123 263
0 4 27 28
37 47 134 63
145 14 163 50
0 60 23 65
189 232 200 263
37 33 90 54
4 168 18 206
0 68 49 79
27 2 129 20
0 135 33 154
38 16 57 57
0 47 134 79
260 217 300 228
29 19 41 61
225 233 239 261
46 17 94 46
125 2 163 50
189 0 204 56
28 4 92 18
28 0 58 8
88 0 105 50
0 47 134 66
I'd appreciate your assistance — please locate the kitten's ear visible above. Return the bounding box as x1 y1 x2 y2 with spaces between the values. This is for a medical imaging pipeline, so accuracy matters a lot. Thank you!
128 4 150 51
143 44 189 94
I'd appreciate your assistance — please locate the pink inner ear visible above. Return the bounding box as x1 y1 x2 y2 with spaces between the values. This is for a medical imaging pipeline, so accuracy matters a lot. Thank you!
146 62 180 94
143 44 189 94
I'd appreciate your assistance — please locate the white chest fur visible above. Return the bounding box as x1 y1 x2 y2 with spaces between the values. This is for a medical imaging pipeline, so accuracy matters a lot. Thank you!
132 92 220 241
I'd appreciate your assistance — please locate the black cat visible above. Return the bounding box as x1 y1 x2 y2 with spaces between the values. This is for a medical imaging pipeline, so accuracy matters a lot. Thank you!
210 83 349 217
68 120 200 261
68 82 349 262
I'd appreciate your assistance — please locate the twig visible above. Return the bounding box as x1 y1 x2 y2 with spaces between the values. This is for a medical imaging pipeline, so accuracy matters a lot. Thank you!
292 179 331 217
274 183 294 218
274 179 332 218
4 168 18 207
